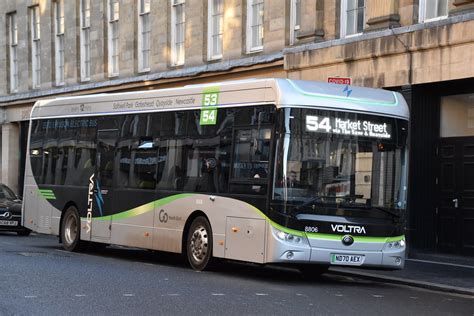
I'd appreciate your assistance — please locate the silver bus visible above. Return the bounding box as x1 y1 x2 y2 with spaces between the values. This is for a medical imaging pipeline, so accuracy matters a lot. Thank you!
23 79 409 274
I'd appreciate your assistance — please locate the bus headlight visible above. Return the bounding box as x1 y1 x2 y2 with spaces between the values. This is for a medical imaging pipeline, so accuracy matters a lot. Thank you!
385 239 406 250
275 229 308 246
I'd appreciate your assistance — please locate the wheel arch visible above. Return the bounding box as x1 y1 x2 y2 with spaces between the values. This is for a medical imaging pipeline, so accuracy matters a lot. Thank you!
181 210 211 255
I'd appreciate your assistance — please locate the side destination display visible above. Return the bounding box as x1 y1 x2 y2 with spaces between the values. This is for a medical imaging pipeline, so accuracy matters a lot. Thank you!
200 86 220 125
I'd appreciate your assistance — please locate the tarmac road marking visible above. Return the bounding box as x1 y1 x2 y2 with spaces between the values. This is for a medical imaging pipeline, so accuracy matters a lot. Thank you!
75 295 86 297
211 293 225 296
335 294 344 297
24 296 37 298
372 295 384 298
410 296 419 299
123 294 135 297
256 293 269 296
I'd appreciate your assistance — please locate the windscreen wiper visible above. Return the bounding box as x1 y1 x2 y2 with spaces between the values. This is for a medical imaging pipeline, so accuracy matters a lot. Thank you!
371 206 401 218
340 203 401 218
294 196 326 210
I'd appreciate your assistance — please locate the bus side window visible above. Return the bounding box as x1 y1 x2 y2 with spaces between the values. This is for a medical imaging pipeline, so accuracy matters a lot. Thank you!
73 118 97 186
29 120 44 184
130 138 157 190
187 109 232 194
231 128 271 180
97 116 121 188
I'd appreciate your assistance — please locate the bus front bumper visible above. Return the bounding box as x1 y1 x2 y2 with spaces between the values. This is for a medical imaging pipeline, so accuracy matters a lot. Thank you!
267 226 405 270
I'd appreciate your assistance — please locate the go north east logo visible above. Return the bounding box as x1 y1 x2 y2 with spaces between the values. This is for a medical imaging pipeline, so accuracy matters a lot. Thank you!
86 174 104 233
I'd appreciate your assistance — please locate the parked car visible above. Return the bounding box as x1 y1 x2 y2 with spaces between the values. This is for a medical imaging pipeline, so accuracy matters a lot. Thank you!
0 183 31 236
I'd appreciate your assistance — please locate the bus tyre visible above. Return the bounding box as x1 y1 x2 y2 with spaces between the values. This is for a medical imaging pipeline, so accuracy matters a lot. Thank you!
186 216 213 271
298 264 329 279
61 206 85 252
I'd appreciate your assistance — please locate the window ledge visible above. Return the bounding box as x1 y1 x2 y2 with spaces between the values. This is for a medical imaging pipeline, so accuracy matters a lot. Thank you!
247 46 263 54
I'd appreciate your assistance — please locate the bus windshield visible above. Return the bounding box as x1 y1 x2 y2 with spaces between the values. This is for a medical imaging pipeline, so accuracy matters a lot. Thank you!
272 108 408 220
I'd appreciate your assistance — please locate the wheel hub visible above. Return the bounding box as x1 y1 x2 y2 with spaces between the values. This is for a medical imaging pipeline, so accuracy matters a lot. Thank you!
64 214 77 245
190 225 208 263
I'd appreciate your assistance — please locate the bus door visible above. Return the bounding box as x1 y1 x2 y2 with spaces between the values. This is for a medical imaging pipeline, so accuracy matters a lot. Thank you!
92 127 119 241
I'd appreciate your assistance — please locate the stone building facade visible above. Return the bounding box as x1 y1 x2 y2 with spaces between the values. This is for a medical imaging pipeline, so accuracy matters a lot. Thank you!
1 0 473 256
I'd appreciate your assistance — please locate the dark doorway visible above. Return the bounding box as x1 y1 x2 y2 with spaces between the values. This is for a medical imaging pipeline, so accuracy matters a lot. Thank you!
438 137 474 255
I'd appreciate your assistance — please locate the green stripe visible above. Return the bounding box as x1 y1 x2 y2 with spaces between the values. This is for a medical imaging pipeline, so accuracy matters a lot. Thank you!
40 195 56 198
40 195 56 200
93 193 194 221
38 189 56 200
87 193 403 243
202 86 220 94
306 232 404 243
39 190 54 194
287 79 399 107
245 203 404 243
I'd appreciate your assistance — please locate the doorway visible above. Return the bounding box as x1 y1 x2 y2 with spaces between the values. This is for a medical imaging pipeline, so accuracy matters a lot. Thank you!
437 94 474 255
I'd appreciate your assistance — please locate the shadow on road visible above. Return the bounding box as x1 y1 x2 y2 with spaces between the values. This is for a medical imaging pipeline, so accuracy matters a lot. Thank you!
55 242 387 289
4 233 389 290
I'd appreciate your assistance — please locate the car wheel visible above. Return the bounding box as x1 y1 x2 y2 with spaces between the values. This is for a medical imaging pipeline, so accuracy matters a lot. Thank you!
61 205 85 252
17 229 31 236
186 216 213 271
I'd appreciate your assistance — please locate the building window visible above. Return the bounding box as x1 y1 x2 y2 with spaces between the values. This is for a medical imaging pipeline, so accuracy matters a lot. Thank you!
419 0 449 23
171 0 185 66
108 0 120 76
8 13 18 92
30 6 41 88
340 0 365 38
54 0 65 86
246 0 264 52
207 0 223 60
80 0 91 81
289 0 301 45
138 0 151 72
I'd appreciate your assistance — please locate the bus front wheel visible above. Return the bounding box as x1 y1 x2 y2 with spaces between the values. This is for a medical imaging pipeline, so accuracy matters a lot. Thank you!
186 216 213 271
61 206 85 252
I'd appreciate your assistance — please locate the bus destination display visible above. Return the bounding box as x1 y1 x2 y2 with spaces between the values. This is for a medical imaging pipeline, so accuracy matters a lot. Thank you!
305 115 391 139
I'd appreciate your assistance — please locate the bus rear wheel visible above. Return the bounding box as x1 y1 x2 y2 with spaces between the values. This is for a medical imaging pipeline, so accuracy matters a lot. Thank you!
186 216 213 271
61 206 85 252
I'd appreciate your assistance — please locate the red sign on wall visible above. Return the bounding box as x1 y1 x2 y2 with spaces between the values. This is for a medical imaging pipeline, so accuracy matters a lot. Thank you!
328 77 352 85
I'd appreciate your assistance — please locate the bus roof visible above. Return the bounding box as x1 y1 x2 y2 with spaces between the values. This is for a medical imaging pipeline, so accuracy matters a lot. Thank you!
30 78 409 120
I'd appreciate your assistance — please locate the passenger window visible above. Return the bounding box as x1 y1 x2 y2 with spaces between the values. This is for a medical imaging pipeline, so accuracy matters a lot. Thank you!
97 130 118 188
232 127 271 180
29 120 44 184
129 138 157 190
97 116 121 188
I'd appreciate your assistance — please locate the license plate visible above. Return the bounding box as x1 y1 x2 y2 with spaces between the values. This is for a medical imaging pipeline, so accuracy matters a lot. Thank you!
0 220 18 226
331 254 364 266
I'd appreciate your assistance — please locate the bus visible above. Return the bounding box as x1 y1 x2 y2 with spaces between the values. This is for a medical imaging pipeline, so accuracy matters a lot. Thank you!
23 79 409 274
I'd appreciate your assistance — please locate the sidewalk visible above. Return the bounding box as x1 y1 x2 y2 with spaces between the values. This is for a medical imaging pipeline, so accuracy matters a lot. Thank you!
329 254 474 296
